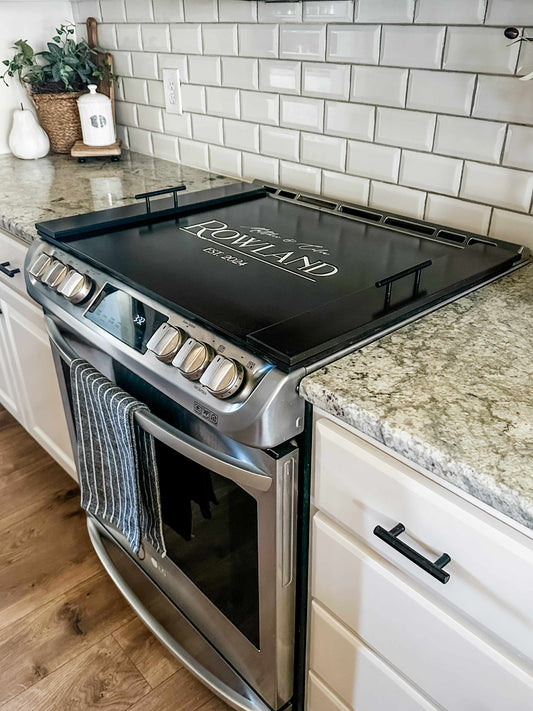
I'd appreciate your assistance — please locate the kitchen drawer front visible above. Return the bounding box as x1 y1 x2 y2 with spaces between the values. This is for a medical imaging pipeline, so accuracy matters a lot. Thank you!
309 600 438 711
0 229 28 299
314 416 533 663
307 672 351 711
312 513 533 711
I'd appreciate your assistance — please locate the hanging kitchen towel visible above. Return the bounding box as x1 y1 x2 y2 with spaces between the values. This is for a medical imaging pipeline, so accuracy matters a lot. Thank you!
70 358 166 557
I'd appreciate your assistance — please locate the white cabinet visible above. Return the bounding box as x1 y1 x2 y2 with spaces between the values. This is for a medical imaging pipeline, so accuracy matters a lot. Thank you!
0 228 75 479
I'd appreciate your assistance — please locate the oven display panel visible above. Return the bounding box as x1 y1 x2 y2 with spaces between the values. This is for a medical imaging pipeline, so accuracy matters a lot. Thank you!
85 284 167 353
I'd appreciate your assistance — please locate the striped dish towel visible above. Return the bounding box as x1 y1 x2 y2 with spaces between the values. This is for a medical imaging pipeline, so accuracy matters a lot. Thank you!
70 358 166 557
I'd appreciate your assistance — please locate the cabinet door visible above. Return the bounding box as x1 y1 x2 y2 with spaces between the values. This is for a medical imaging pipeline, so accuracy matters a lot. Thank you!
2 294 75 478
0 300 22 420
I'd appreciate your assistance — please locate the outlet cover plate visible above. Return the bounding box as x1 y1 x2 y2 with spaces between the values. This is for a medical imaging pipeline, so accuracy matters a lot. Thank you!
163 68 182 115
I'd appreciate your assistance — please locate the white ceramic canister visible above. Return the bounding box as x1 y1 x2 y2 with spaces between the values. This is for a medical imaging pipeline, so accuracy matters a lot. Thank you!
9 105 50 159
77 84 115 147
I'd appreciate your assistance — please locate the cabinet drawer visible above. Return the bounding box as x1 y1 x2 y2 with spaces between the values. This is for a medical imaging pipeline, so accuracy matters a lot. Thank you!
0 229 28 299
314 416 533 663
308 672 350 711
312 513 533 711
309 600 437 711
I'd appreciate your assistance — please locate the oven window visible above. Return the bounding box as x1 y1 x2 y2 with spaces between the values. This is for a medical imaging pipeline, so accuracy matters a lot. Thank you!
156 440 260 649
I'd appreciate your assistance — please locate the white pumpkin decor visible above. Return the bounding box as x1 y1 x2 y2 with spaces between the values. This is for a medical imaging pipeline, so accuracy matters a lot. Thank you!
9 104 50 160
77 84 115 147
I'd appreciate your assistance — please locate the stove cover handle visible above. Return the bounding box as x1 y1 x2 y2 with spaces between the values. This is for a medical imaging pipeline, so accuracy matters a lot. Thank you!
44 315 272 493
135 185 187 213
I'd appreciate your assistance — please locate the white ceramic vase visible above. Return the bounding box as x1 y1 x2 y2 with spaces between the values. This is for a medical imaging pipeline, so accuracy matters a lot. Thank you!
9 106 50 160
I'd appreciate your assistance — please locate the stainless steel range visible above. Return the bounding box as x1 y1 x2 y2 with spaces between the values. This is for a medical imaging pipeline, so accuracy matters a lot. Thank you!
25 182 529 711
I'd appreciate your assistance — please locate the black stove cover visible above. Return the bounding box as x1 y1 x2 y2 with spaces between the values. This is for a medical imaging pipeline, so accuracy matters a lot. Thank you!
38 184 523 370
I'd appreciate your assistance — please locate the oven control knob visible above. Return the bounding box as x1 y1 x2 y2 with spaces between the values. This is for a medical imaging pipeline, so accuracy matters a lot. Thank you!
146 323 187 363
57 269 93 304
28 252 53 281
172 338 214 380
200 355 245 399
41 260 68 290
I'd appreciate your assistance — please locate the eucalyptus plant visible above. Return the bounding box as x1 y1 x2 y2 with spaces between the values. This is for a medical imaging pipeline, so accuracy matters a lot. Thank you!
2 24 110 93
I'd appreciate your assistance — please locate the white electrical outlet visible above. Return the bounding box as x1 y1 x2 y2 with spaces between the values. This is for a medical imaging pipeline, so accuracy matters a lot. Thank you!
163 68 182 115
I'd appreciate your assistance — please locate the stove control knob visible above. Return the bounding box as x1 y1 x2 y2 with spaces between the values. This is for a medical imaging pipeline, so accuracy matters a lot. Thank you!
200 355 245 399
28 253 53 281
172 338 214 380
146 323 187 363
57 269 93 304
41 260 68 290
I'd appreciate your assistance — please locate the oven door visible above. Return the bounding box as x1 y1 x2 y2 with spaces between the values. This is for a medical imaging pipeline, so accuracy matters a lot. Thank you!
45 314 297 711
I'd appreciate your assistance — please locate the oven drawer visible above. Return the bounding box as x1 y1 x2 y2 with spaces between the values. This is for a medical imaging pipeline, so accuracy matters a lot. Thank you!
313 416 533 664
309 600 437 711
0 228 28 300
312 513 533 711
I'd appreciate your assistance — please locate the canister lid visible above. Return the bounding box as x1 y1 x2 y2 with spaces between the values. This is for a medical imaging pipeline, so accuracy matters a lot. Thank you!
77 84 111 105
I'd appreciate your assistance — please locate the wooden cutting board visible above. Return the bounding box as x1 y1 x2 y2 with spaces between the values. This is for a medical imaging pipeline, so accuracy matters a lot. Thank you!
86 16 116 124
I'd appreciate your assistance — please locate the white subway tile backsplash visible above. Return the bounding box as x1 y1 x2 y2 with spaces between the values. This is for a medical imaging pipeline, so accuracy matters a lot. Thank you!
327 25 380 64
128 127 153 154
179 138 209 170
258 2 302 23
116 124 129 147
152 133 180 162
280 25 326 60
192 114 224 145
517 31 533 75
259 60 300 94
152 0 184 23
303 2 354 23
489 209 533 249
72 0 101 22
400 150 462 196
239 25 278 58
434 116 506 164
181 85 206 113
183 0 218 23
203 24 238 56
188 56 221 86
141 24 171 53
218 0 257 22
122 77 148 104
444 28 519 75
115 101 137 126
224 119 259 152
407 71 475 115
474 76 533 125
325 101 374 140
301 133 346 171
381 26 445 69
503 125 533 171
485 0 533 25
241 91 279 125
425 194 491 233
100 1 126 23
280 96 324 131
158 53 188 82
164 112 192 137
370 182 426 218
261 126 300 161
461 162 533 213
209 146 242 177
222 58 258 90
302 63 350 100
147 80 165 107
280 161 322 193
355 0 414 23
137 104 164 132
322 170 369 204
347 140 401 182
376 108 436 151
131 52 158 79
415 0 486 24
242 153 279 183
99 23 119 50
112 51 133 77
206 87 240 118
124 0 152 22
170 24 202 55
351 66 408 108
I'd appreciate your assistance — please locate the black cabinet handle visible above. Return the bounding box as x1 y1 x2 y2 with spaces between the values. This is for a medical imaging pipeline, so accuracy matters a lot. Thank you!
373 523 451 584
0 261 20 278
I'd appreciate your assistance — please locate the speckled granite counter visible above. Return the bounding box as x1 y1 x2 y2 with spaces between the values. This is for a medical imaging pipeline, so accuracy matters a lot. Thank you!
0 150 234 244
301 263 533 531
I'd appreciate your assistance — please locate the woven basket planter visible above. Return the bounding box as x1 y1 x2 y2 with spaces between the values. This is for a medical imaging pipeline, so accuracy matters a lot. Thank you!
31 92 83 153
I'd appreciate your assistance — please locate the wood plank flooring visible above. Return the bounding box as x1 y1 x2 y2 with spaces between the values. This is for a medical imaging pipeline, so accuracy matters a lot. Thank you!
0 406 231 711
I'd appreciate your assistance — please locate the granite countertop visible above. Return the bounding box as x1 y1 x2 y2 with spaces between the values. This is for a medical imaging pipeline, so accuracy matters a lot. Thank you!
301 263 533 532
0 150 234 244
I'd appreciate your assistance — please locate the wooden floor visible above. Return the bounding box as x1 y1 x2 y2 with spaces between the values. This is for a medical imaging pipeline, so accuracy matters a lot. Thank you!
0 406 231 711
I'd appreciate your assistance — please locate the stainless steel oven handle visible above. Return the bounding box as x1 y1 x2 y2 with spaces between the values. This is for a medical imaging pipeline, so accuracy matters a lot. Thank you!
86 517 272 711
44 315 272 493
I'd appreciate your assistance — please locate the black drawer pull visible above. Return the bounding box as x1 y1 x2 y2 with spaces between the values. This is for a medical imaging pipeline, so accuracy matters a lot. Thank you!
373 523 451 584
0 262 20 278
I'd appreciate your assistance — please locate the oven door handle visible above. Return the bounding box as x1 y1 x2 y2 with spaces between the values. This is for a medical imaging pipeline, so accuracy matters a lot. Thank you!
44 315 272 493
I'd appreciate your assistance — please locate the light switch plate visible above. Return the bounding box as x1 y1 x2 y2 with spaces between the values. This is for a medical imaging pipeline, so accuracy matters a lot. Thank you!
163 68 182 115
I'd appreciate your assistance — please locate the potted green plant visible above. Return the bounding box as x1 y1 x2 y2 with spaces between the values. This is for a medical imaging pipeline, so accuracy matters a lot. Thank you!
2 24 110 153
